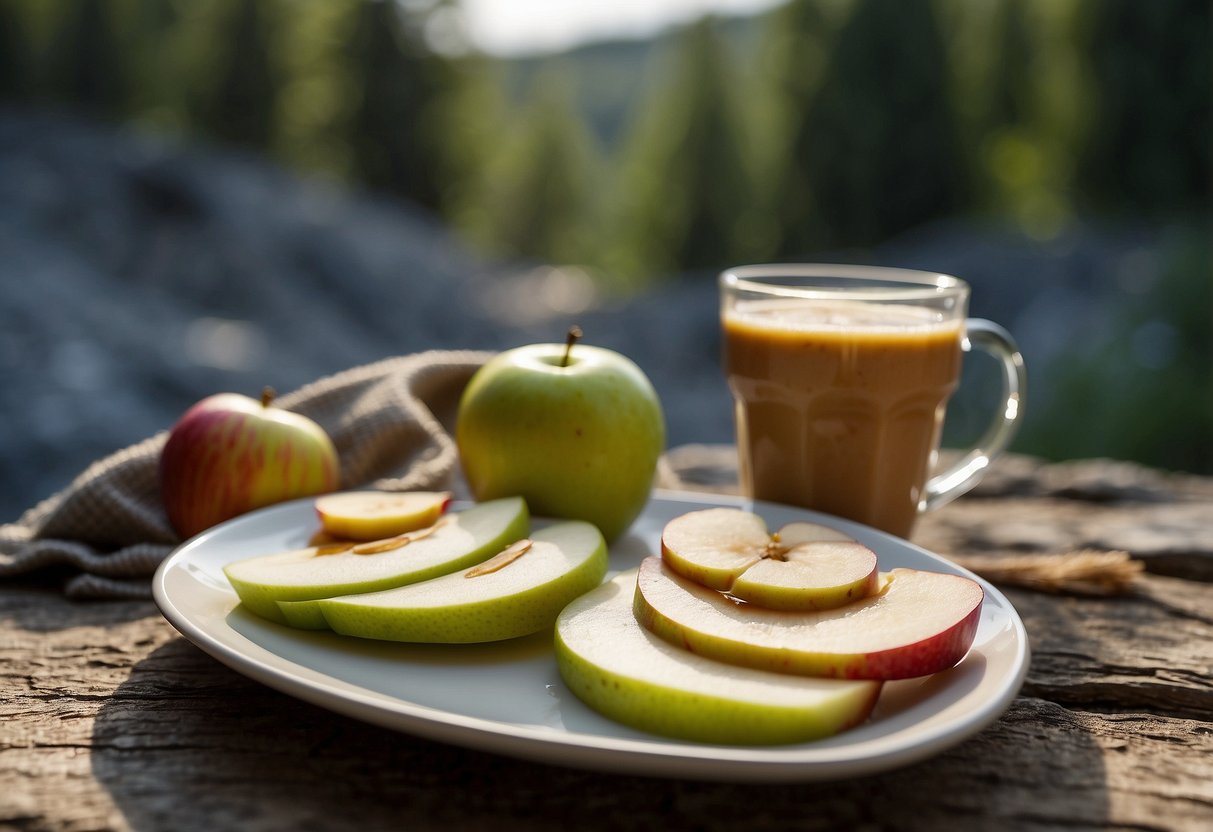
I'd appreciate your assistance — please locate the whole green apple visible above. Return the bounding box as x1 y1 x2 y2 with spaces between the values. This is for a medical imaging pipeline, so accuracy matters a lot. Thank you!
160 388 340 539
456 330 665 541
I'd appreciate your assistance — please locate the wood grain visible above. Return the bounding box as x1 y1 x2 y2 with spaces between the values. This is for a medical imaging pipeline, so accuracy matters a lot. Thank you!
4 454 1212 831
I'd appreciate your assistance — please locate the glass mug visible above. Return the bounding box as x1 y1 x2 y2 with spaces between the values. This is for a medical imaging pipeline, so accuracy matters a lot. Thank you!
721 264 1026 538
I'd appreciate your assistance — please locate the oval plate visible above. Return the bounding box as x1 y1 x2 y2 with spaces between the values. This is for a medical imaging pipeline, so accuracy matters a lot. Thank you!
152 491 1028 782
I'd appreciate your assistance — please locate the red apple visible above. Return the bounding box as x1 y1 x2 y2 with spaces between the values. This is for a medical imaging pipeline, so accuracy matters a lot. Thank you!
160 388 340 539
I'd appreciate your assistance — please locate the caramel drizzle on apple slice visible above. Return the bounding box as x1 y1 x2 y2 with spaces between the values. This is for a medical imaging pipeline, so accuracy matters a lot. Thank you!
349 538 411 555
464 539 533 577
351 516 452 554
313 516 452 557
314 543 354 556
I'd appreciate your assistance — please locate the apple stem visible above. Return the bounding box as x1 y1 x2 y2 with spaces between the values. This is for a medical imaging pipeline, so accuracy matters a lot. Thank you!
261 387 276 408
562 326 583 368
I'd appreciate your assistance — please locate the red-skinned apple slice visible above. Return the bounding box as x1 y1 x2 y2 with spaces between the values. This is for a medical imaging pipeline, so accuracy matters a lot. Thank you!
661 508 877 611
315 491 451 541
556 573 882 745
729 541 880 610
634 556 984 680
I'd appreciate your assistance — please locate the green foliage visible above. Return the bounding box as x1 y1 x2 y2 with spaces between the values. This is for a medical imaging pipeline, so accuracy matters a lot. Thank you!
191 0 279 149
775 0 970 253
609 19 757 282
0 0 32 100
345 0 450 210
271 0 359 178
43 0 127 118
1020 227 1212 471
460 68 599 264
118 0 186 129
753 0 843 254
985 0 1034 131
7 0 1205 268
1077 0 1212 216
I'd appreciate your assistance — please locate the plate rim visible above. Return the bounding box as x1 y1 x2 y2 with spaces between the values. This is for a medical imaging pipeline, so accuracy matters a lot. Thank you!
152 489 1029 782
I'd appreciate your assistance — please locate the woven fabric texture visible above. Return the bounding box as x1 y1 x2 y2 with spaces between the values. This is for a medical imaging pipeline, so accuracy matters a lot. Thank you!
0 350 492 599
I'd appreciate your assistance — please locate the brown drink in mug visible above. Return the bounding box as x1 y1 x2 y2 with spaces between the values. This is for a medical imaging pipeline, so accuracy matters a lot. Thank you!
721 264 1026 538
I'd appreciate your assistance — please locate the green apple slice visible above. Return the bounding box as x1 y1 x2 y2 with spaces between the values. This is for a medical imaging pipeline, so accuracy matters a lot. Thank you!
314 490 452 541
223 496 529 624
635 556 984 680
313 520 608 643
555 572 882 745
661 508 876 611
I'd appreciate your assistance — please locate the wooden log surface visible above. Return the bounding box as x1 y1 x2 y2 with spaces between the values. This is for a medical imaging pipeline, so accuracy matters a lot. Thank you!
3 453 1212 831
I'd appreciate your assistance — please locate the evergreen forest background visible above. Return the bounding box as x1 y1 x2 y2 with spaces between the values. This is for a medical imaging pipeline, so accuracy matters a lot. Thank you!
0 0 1210 500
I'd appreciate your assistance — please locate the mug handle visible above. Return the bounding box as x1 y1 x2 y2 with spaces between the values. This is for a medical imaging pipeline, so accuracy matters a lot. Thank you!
921 319 1027 513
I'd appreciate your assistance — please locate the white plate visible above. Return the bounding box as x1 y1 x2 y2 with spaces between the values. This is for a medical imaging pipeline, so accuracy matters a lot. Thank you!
153 491 1028 782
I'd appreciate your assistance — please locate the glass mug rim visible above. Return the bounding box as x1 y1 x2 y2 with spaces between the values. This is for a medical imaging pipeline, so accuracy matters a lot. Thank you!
720 263 967 303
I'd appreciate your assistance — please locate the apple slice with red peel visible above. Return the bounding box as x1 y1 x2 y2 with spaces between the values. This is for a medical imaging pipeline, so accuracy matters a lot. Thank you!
314 491 452 541
634 556 984 680
555 572 882 745
661 508 876 611
729 541 880 611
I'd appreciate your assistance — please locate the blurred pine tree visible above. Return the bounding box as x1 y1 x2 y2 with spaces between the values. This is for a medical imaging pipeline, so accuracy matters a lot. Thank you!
611 18 754 281
467 68 597 263
777 0 970 252
0 2 30 100
193 0 279 150
345 0 450 212
1078 0 1212 215
985 0 1035 131
121 0 184 125
760 0 839 259
44 0 126 119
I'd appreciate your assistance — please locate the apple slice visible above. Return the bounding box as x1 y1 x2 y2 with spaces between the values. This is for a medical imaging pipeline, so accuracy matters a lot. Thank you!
313 520 608 643
223 496 528 624
728 540 880 611
634 557 983 680
661 508 877 611
556 572 882 745
314 490 452 541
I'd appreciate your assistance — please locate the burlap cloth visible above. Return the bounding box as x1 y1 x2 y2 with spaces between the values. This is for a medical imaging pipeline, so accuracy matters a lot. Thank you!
0 350 493 600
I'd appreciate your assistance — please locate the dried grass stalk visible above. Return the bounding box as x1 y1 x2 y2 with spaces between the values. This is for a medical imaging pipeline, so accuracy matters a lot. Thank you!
950 549 1143 596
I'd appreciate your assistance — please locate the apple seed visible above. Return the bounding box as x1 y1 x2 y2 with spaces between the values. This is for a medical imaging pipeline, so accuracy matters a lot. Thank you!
762 532 789 562
465 539 533 577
